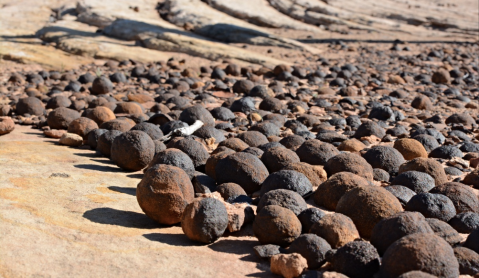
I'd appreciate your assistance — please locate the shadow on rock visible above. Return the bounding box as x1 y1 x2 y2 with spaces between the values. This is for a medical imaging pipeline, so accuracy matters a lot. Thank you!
83 207 158 229
126 173 144 179
208 238 260 263
143 232 201 247
108 186 136 196
74 164 122 172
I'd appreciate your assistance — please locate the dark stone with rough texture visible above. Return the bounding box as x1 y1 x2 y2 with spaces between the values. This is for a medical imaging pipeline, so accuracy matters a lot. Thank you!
379 234 460 278
96 130 122 157
181 197 228 244
111 130 155 171
257 189 307 215
391 171 436 193
370 212 434 255
430 182 479 214
287 234 331 269
453 247 479 276
47 107 81 129
298 208 325 233
329 241 380 278
336 186 403 238
325 153 374 180
464 228 479 253
260 170 313 197
363 146 405 174
87 128 107 150
314 172 370 210
130 122 163 140
296 139 340 166
405 193 456 222
253 244 283 261
354 121 386 139
216 183 247 203
216 152 269 194
261 147 300 173
448 212 479 233
384 185 417 207
426 218 462 246
179 105 215 126
148 148 196 179
253 205 301 247
172 138 210 168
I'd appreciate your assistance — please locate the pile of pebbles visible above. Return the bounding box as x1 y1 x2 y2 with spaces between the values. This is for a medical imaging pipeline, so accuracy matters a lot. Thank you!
1 42 479 277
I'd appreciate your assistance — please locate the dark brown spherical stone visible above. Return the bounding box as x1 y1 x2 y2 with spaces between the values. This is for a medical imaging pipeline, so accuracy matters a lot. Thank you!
251 121 281 137
0 117 15 135
373 168 390 182
329 241 380 278
100 119 133 132
253 205 301 247
412 95 433 110
218 138 249 151
237 131 269 147
336 186 403 238
172 138 210 168
86 128 107 150
310 213 360 248
179 105 215 127
325 153 374 180
384 185 417 207
68 117 98 139
205 149 235 180
130 122 163 140
259 97 285 113
181 197 229 244
114 102 144 116
296 139 340 166
391 171 435 193
279 135 305 151
397 271 439 278
232 79 254 94
85 106 116 125
298 208 325 233
287 234 331 269
445 113 475 126
405 193 456 222
153 140 166 155
370 212 434 255
96 130 122 157
16 97 44 116
363 146 405 174
398 158 448 186
261 147 300 173
448 212 479 233
379 233 459 278
46 95 72 109
137 164 194 225
354 121 386 139
429 182 479 214
260 170 313 197
282 162 327 188
111 130 155 171
453 247 479 276
91 76 113 95
464 228 479 253
257 189 307 216
242 147 264 158
425 218 462 246
463 169 479 188
47 107 81 129
148 148 196 179
215 152 269 194
216 183 247 202
193 126 226 143
314 172 370 210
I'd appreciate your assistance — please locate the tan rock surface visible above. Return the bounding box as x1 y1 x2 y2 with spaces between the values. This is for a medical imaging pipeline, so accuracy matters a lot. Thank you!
0 126 273 277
